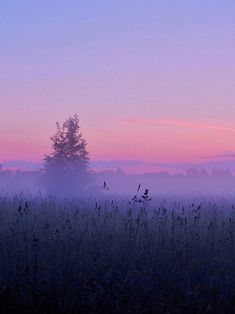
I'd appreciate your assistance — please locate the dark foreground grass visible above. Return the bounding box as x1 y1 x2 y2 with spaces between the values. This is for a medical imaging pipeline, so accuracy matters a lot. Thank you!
0 193 235 313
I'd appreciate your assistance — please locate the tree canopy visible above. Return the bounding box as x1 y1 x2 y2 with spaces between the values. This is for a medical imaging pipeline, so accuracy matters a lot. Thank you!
42 114 90 196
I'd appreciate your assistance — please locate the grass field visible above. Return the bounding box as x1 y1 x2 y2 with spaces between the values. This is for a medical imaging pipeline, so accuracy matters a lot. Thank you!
0 190 235 313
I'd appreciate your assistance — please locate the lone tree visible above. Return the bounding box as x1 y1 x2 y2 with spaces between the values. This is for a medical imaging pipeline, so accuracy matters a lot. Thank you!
42 114 90 196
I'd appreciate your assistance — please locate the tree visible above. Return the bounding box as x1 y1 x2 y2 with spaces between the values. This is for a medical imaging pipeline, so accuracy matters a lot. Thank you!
42 114 90 196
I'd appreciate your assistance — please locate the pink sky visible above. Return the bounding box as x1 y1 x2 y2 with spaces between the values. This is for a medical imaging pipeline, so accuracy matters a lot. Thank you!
1 115 235 164
0 1 235 164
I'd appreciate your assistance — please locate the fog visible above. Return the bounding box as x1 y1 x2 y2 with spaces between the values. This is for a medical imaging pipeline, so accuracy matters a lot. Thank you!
1 166 235 197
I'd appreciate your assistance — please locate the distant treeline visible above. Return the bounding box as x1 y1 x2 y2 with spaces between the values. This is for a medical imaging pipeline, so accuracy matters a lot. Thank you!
0 165 234 196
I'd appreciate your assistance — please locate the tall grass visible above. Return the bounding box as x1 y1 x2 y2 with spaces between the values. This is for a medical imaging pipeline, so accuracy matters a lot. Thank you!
0 191 235 313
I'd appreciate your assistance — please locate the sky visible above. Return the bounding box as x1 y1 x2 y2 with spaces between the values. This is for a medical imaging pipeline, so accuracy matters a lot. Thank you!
1 1 235 166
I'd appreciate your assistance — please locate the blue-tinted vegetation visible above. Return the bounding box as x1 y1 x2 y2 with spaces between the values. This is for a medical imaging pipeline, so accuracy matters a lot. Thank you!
0 192 235 313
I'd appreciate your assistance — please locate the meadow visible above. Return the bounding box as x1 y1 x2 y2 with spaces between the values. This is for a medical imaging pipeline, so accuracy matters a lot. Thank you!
0 188 235 313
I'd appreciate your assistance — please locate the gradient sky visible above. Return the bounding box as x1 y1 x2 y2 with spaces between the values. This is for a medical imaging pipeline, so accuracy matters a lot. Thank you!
1 1 235 164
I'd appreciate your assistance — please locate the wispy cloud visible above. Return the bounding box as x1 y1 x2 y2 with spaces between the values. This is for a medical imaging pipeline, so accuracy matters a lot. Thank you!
203 152 235 160
124 117 235 133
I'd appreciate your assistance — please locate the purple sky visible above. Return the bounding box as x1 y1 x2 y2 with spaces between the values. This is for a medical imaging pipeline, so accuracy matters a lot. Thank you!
1 1 235 165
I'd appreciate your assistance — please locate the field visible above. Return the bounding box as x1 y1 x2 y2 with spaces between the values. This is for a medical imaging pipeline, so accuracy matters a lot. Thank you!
0 190 235 313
